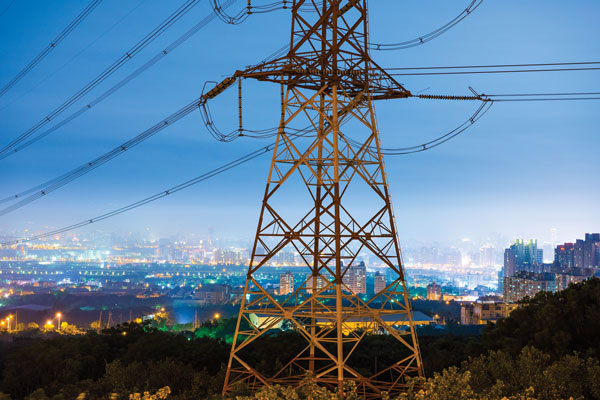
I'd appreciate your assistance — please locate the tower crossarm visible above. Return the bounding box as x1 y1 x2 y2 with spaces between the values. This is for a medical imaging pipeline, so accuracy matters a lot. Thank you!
236 60 412 100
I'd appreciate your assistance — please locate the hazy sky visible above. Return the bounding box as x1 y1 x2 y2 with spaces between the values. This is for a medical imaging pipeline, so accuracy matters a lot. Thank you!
0 0 598 245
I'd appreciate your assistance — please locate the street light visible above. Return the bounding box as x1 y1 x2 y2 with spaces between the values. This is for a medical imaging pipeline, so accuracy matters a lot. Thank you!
56 312 62 331
214 313 221 320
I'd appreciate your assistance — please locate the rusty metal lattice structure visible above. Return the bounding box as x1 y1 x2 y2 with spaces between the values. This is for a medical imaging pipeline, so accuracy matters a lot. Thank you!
223 0 423 397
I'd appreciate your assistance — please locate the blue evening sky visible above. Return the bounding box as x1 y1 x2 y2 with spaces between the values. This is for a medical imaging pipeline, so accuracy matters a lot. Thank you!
0 0 598 245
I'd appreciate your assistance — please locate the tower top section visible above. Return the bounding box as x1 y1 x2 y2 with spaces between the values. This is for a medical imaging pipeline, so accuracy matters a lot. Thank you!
238 0 411 99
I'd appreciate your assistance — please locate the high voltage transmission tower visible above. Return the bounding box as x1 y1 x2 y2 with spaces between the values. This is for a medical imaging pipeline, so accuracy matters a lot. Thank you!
221 0 423 397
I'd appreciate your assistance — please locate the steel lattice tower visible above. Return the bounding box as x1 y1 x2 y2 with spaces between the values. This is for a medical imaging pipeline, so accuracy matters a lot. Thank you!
223 0 423 396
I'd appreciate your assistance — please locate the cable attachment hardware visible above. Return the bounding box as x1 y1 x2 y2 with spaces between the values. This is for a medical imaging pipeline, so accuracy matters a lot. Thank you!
202 76 237 101
238 78 243 133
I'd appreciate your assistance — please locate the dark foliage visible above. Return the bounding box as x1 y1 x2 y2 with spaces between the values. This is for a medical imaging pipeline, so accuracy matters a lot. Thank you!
0 323 229 399
483 278 600 359
0 279 597 399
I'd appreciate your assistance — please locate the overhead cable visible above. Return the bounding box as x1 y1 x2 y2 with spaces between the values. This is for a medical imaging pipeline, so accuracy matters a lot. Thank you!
0 0 203 159
480 92 600 102
210 0 300 25
0 144 276 246
254 0 483 58
0 0 240 159
385 61 600 71
387 67 600 76
0 0 103 98
345 100 493 155
0 0 147 113
370 0 483 51
0 96 206 215
0 73 304 213
0 0 17 18
0 125 318 245
0 105 493 245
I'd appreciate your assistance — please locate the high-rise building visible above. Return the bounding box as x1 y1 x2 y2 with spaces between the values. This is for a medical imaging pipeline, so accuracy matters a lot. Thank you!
374 271 386 294
305 274 328 294
503 271 556 303
573 233 600 269
555 271 594 291
279 271 294 295
584 233 600 268
554 243 575 271
479 245 495 267
504 247 517 278
278 251 296 266
503 239 543 278
426 282 441 301
497 269 504 294
574 239 585 269
343 262 367 294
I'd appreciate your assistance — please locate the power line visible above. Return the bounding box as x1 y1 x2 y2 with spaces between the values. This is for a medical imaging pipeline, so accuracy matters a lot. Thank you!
1 109 464 246
0 0 16 19
0 91 311 214
0 101 494 245
210 0 300 25
1 123 317 244
5 85 597 243
0 0 147 112
388 67 600 76
0 0 203 159
257 0 483 60
484 91 600 97
487 97 600 102
0 1 297 212
0 0 103 98
0 95 205 215
3 87 595 210
385 61 600 70
0 144 275 246
0 93 580 246
482 91 600 102
414 91 600 102
357 90 599 155
345 100 493 155
0 0 240 159
0 0 293 159
370 0 483 51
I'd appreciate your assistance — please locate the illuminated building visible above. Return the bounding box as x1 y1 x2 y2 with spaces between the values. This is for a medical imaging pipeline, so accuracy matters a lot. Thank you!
460 296 517 325
342 262 366 294
554 243 575 271
479 245 495 267
374 271 386 294
503 271 556 303
194 284 231 304
497 269 504 294
249 311 433 335
305 274 328 294
555 272 593 291
279 271 294 295
575 233 600 268
504 239 543 278
277 251 296 266
426 282 441 301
